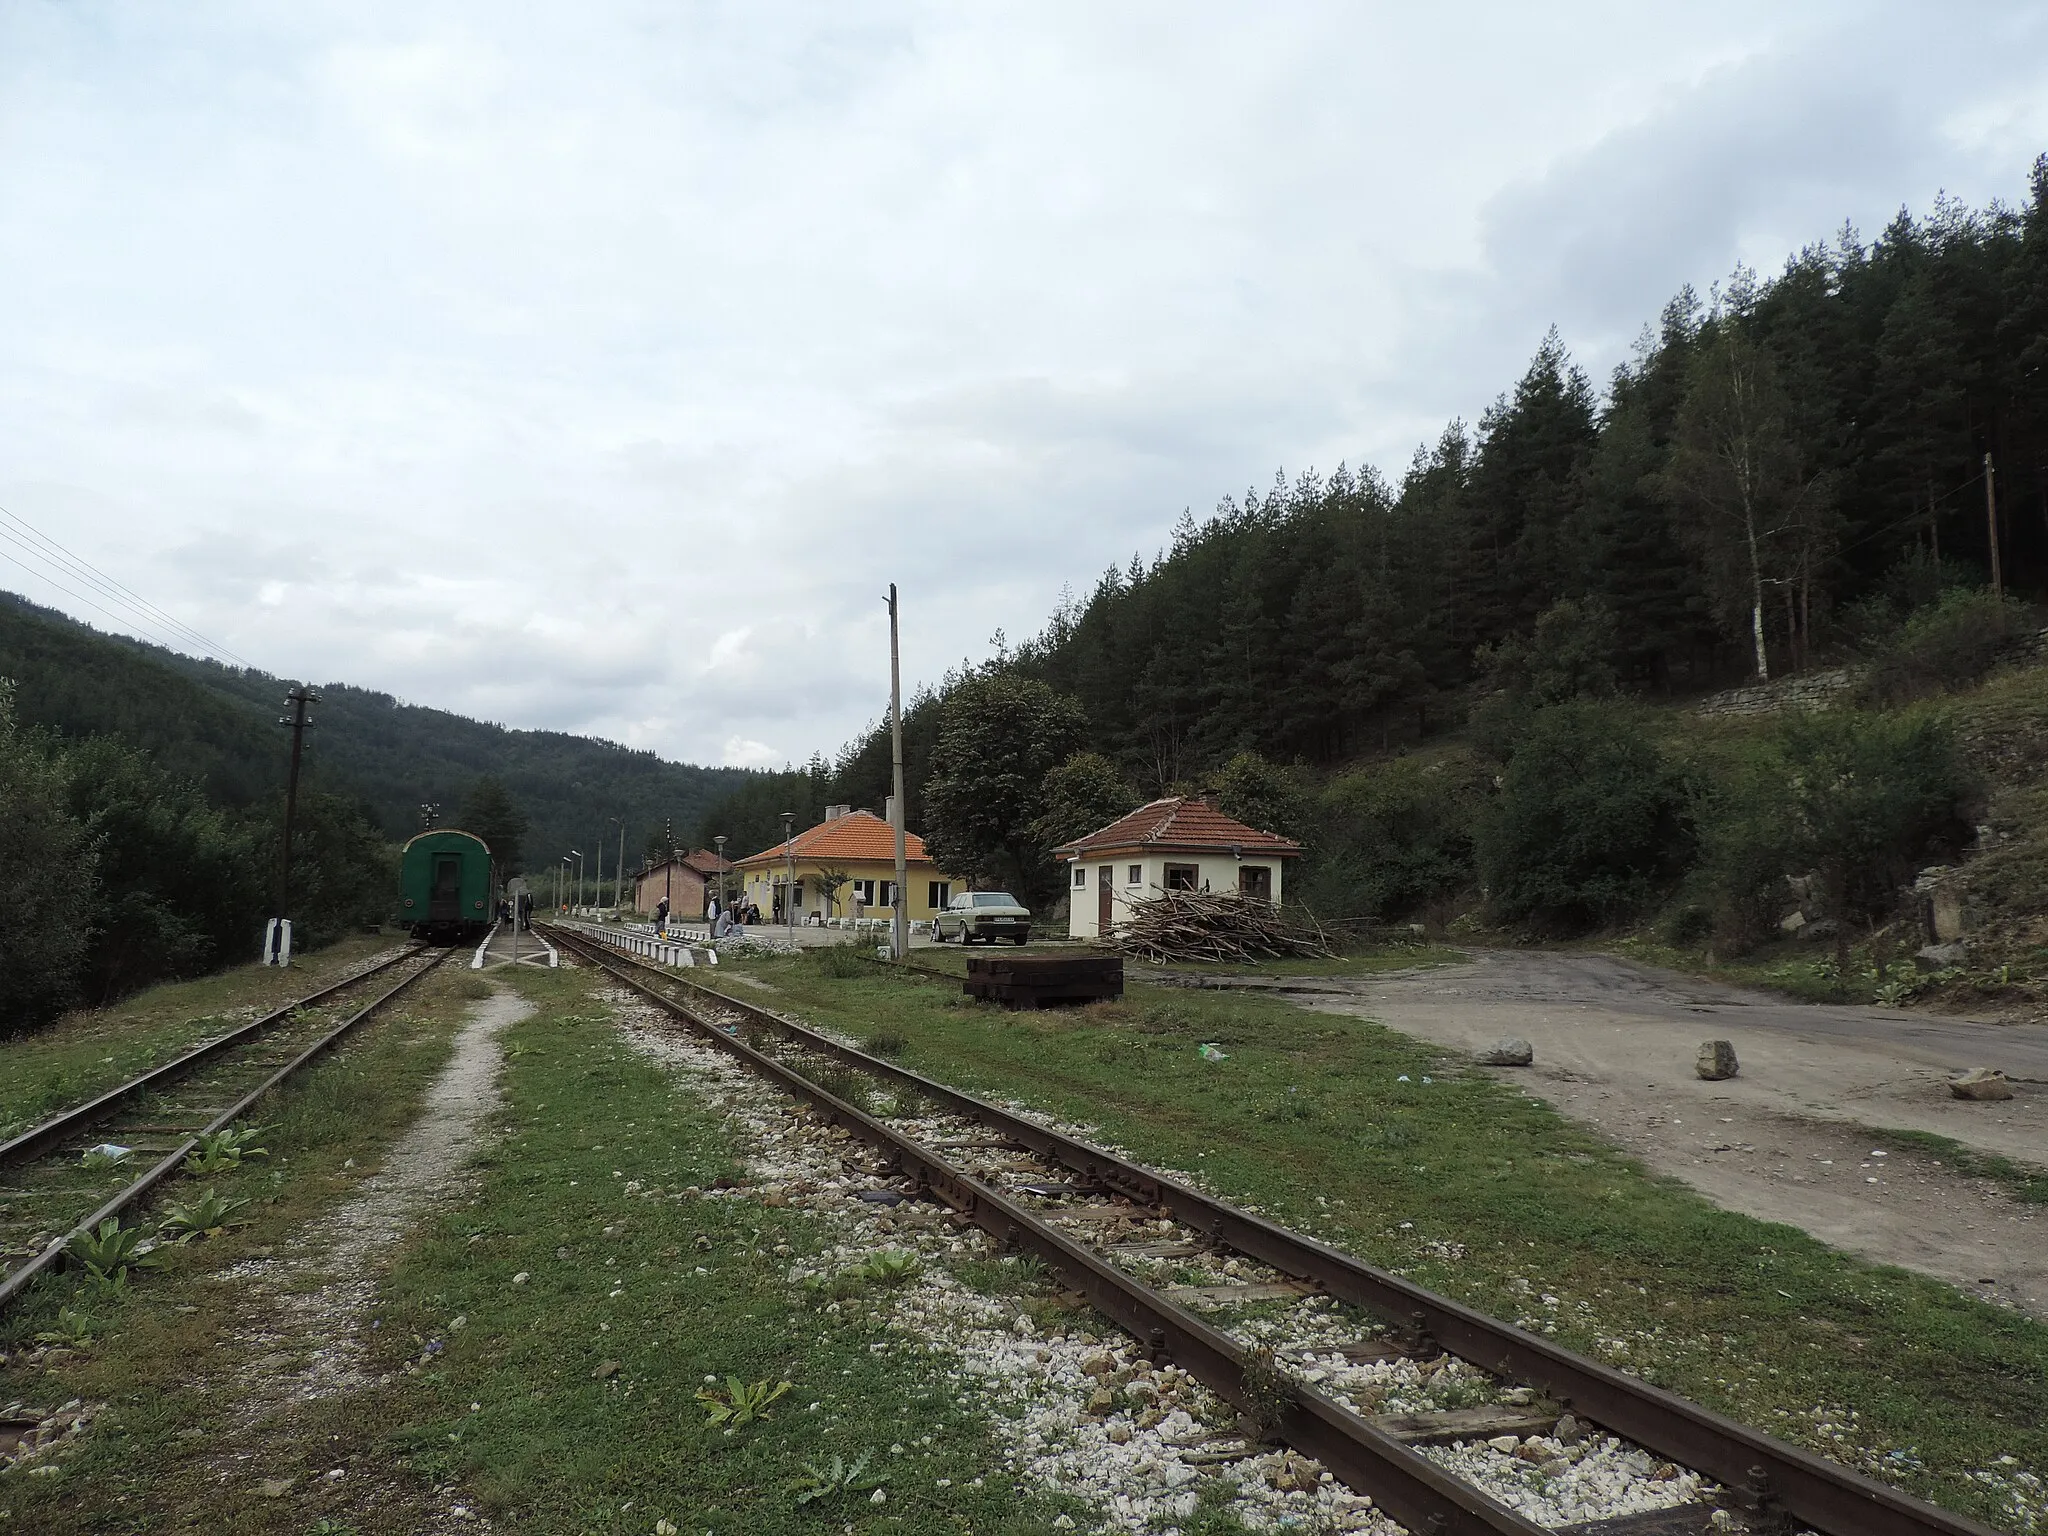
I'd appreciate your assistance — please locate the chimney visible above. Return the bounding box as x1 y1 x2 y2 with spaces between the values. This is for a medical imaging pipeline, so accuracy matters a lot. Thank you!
823 804 851 821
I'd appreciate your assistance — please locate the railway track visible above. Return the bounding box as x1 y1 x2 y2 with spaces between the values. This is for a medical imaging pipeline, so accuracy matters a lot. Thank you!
0 944 451 1314
548 921 2002 1536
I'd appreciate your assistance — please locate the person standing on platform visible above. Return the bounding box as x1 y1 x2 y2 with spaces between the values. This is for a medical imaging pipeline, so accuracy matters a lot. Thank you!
706 892 721 933
655 894 670 937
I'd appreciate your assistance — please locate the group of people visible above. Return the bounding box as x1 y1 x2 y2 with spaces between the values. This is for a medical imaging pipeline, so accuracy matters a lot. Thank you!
652 890 758 939
493 891 535 930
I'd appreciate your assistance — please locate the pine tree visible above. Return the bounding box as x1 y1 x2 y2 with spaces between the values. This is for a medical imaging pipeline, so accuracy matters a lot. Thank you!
460 775 529 877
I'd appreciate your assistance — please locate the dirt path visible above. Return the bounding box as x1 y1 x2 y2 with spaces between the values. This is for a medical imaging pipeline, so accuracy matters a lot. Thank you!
1287 950 2048 1320
209 988 529 1513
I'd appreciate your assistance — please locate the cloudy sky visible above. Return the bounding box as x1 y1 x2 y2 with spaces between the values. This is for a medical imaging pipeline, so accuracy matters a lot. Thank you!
3 2 2045 770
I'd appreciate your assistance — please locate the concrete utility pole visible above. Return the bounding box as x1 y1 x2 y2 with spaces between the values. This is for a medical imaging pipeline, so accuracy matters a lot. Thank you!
1985 451 2003 598
781 810 797 945
593 829 605 916
886 583 909 961
267 685 318 966
614 818 627 910
713 833 727 917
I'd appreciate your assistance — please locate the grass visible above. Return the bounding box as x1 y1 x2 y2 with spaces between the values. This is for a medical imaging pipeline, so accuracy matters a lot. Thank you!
274 965 1067 1534
0 958 479 1532
0 934 401 1139
4 961 1078 1533
703 953 2048 1531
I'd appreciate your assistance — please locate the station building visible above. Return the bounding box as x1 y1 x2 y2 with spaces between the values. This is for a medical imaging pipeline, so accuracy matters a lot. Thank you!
735 806 953 924
1054 796 1302 941
632 848 735 919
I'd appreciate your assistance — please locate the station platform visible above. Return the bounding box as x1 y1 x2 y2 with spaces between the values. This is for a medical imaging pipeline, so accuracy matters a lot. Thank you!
470 920 558 971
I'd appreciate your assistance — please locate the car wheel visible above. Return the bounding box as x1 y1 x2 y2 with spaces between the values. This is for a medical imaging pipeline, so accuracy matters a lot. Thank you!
1012 934 1028 945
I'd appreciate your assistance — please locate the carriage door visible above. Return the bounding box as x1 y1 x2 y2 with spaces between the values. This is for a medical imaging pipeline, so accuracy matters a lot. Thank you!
1097 865 1113 933
430 854 462 922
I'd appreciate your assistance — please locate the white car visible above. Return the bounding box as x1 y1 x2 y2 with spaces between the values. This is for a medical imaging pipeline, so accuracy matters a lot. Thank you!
935 890 1033 945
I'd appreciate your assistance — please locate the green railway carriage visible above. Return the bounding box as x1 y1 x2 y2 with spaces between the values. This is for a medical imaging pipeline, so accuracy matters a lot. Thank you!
398 828 495 944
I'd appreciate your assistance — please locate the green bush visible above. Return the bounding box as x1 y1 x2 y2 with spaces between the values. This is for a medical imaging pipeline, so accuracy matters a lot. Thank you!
1305 755 1486 922
1476 701 1692 932
1692 709 1974 953
1213 750 1314 845
1861 587 2024 705
809 942 871 979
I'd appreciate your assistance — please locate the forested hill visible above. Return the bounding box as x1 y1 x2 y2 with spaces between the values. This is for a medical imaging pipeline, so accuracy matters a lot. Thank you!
999 172 2048 781
0 591 751 873
747 164 2048 928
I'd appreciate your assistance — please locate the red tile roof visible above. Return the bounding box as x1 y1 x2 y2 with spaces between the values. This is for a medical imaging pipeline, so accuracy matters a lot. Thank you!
735 809 936 868
1053 797 1302 859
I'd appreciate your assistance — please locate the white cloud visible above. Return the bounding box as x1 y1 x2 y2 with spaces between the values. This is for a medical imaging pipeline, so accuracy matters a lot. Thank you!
1 1 2041 765
722 735 782 769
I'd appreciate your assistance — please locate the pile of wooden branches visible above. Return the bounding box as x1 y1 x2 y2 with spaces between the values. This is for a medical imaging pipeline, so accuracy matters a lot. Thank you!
1108 887 1335 964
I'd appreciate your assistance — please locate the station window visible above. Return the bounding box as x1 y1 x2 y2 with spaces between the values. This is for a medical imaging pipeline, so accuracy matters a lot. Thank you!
880 881 896 908
1073 866 1086 888
851 878 876 905
1126 864 1142 886
928 880 950 908
1163 863 1199 891
1239 865 1273 901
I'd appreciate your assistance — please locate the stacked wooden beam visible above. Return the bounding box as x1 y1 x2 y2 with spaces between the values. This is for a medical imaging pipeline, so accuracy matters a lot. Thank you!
964 954 1125 1008
1108 889 1334 965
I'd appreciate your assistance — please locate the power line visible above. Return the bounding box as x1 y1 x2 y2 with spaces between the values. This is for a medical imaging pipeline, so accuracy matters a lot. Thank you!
0 504 258 670
0 505 254 666
0 547 196 645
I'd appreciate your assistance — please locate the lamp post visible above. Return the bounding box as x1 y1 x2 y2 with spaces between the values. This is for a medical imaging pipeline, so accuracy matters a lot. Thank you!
571 849 583 912
780 810 796 944
662 817 675 934
592 830 605 917
612 817 627 911
714 834 727 920
558 856 568 912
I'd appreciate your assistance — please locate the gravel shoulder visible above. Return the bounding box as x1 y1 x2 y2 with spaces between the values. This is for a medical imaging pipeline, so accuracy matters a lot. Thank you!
1294 949 2048 1319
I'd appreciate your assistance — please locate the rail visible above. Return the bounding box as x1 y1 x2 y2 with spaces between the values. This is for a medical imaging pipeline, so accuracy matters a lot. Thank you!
546 921 2000 1536
0 946 452 1314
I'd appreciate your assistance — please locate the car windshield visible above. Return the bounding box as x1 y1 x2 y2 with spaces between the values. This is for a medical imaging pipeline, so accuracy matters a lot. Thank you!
972 892 1020 907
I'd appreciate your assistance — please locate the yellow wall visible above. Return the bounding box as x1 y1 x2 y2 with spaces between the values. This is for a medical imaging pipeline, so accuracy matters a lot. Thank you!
738 859 954 920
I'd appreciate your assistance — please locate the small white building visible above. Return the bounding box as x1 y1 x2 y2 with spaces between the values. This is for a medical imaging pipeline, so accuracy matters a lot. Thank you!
1054 796 1303 941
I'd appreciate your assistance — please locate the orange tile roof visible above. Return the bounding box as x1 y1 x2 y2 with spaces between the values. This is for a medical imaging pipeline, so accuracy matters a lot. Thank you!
1053 797 1302 859
735 809 936 869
